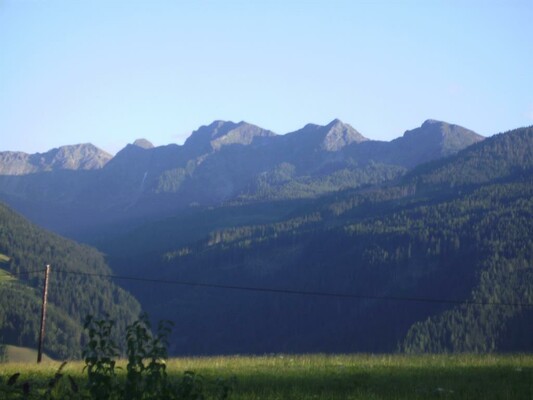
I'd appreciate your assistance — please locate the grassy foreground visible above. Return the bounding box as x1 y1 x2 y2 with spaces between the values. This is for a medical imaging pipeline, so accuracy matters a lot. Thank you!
3 345 53 363
1 353 532 399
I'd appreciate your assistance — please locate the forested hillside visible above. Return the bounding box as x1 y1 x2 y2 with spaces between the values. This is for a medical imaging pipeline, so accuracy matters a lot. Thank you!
0 203 141 359
1 124 531 356
106 126 533 355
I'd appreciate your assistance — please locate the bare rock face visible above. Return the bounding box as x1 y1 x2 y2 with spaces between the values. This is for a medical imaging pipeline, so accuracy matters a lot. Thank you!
184 121 277 154
0 144 112 175
133 139 154 149
0 118 487 237
283 119 367 152
320 119 368 151
0 152 34 175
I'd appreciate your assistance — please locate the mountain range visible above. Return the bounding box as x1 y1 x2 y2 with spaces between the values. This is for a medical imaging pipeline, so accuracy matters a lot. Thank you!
2 118 532 357
103 124 533 355
0 119 483 239
0 143 112 175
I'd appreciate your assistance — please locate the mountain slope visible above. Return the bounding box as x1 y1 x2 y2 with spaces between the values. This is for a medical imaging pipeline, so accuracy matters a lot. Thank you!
0 119 483 240
341 119 484 169
106 125 532 355
0 202 141 359
407 125 533 188
396 119 483 160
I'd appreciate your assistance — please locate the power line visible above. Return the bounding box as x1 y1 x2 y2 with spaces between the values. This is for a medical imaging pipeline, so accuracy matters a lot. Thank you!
51 268 533 309
0 268 47 278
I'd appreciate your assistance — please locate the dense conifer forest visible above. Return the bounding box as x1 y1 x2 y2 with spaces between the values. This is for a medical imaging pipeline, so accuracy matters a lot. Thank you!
0 203 141 358
1 125 532 356
106 126 533 354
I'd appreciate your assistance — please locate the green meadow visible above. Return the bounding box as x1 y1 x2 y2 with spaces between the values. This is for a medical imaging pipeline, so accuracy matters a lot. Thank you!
2 345 52 363
1 354 532 399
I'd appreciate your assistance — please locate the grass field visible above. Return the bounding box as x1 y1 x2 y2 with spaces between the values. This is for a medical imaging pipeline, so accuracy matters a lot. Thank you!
2 345 53 363
1 354 532 399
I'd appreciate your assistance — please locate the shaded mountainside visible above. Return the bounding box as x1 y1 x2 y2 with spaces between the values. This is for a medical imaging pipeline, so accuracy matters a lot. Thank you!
0 202 141 359
406 125 533 188
340 119 484 169
0 122 530 356
0 119 483 239
389 119 483 166
104 125 533 355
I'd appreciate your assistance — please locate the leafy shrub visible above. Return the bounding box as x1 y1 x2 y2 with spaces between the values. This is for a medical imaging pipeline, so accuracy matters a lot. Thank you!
0 314 233 399
83 315 120 399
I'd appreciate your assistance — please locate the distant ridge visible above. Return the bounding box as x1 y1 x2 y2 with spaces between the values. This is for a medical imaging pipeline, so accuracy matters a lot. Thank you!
184 120 277 153
0 118 485 237
283 119 368 151
365 119 486 167
403 119 484 155
0 119 481 173
133 138 154 149
0 143 112 175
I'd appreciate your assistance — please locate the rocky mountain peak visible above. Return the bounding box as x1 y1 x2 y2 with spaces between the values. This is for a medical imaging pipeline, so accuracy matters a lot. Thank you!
47 144 113 170
184 120 276 153
0 144 112 175
401 120 484 158
284 119 367 152
133 139 154 149
421 119 441 127
321 119 367 151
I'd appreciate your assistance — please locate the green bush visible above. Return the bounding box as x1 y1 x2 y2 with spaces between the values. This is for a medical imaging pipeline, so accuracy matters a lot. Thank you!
0 314 232 399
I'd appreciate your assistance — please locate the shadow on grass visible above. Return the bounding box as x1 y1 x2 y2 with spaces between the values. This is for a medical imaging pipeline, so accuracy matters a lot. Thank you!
192 364 533 400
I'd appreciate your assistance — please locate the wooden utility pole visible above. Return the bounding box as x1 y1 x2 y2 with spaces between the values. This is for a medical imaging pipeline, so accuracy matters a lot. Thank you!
37 265 50 363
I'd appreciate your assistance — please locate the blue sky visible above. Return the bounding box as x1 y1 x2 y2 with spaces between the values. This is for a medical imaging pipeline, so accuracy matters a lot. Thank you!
1 0 532 154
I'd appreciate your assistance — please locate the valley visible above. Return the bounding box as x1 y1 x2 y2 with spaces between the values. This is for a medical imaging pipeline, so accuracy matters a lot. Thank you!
1 119 532 358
